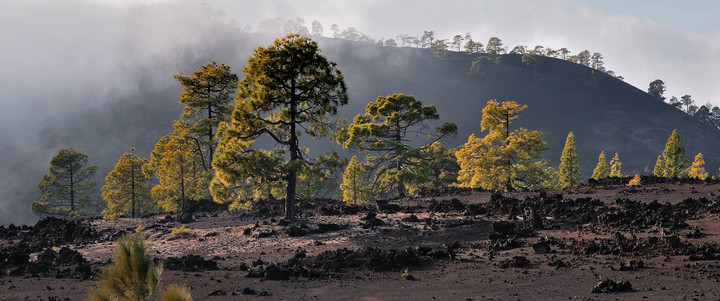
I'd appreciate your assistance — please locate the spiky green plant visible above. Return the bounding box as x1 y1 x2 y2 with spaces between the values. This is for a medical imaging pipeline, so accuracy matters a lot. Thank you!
88 233 163 301
160 283 193 301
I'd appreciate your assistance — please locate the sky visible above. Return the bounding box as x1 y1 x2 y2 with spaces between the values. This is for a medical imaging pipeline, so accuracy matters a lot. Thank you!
1 0 719 225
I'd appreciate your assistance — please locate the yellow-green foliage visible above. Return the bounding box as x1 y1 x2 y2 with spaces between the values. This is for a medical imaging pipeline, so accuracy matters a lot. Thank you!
135 225 144 233
557 132 581 189
172 225 189 238
146 121 212 214
87 233 163 301
689 153 708 180
456 100 550 191
340 156 374 204
628 174 642 186
102 148 154 219
656 129 688 178
591 151 610 180
160 283 193 301
653 155 665 177
609 153 622 177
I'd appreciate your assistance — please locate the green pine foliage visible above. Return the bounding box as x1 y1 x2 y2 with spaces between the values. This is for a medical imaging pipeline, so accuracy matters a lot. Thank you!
88 233 163 301
591 151 610 180
102 148 154 219
337 93 457 198
31 147 98 219
653 155 665 177
340 156 374 204
657 129 688 178
557 132 581 188
609 153 622 177
212 34 348 220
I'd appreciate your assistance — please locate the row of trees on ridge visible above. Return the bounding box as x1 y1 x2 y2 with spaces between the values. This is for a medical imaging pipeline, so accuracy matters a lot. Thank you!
30 35 714 222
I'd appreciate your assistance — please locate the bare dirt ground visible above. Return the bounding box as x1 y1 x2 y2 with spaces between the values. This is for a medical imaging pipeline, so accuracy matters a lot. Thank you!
4 177 720 300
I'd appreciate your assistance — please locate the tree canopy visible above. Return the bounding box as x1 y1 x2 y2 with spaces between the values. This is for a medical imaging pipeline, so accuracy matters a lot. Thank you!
174 61 238 168
591 151 609 180
212 34 348 219
102 148 153 219
337 93 457 198
688 153 708 180
31 148 98 219
656 129 688 178
456 100 549 191
557 132 581 188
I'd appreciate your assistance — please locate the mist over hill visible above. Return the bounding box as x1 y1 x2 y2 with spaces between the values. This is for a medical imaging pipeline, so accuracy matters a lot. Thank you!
3 27 719 226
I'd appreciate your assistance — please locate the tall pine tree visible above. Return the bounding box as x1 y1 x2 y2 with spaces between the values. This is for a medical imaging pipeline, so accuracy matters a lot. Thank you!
340 156 374 204
102 148 153 219
609 153 623 177
557 132 581 188
31 148 98 219
212 35 348 220
591 151 610 180
658 129 688 178
455 100 550 191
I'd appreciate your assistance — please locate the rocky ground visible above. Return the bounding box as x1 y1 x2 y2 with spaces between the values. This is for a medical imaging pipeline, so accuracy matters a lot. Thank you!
4 176 720 300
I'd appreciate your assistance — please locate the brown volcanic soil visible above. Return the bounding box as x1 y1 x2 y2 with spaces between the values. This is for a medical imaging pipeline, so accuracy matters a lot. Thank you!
4 177 720 300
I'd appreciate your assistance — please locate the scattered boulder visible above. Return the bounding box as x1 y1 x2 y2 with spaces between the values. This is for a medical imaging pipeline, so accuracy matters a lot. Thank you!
285 226 307 237
499 256 531 269
591 279 632 293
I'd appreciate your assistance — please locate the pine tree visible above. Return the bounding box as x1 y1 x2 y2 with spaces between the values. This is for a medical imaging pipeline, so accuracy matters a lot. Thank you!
609 153 623 177
146 121 211 215
404 142 460 195
658 129 688 178
31 148 98 219
591 151 610 180
213 35 348 220
340 156 374 204
337 93 456 198
653 155 665 177
174 62 238 169
557 132 581 188
456 100 550 191
102 148 154 219
688 153 708 179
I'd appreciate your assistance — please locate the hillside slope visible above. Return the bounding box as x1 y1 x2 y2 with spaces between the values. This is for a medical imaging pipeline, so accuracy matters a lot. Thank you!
318 40 720 177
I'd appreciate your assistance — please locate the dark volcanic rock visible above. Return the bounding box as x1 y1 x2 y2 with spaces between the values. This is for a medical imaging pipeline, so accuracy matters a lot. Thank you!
164 255 219 271
29 217 97 248
285 226 307 237
499 256 531 269
592 279 632 293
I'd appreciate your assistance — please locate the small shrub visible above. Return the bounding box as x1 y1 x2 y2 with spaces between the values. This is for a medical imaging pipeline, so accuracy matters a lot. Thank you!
628 174 641 186
136 225 145 233
401 268 415 280
161 283 193 301
172 225 189 237
87 233 163 300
